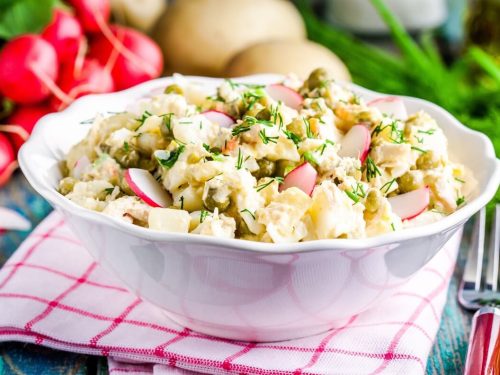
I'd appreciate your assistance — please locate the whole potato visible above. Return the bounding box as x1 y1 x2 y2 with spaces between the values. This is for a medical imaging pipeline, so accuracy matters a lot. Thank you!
111 0 167 32
225 40 351 81
153 0 306 76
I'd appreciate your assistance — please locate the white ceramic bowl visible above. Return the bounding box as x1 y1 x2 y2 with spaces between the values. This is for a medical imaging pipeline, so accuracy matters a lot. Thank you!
19 75 500 342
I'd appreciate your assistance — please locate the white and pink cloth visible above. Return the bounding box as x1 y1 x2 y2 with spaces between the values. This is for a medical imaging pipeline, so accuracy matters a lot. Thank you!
0 212 461 374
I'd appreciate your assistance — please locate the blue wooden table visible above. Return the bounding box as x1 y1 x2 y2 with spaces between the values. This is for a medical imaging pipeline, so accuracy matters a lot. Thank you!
0 171 472 374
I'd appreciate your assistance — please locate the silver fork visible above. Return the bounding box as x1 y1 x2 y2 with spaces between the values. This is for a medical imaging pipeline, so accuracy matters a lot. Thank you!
458 204 500 375
458 204 500 309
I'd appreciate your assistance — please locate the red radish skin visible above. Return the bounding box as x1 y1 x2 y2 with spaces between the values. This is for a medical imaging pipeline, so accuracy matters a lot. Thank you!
266 84 303 110
279 162 317 196
50 58 114 111
0 35 59 104
42 10 84 64
202 110 236 128
68 0 110 33
3 104 52 152
368 97 408 120
388 187 430 221
89 25 163 90
0 133 17 187
0 207 31 231
125 168 172 208
338 124 371 163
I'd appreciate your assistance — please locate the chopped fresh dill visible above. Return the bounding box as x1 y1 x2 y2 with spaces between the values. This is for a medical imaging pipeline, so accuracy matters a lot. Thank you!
200 209 209 223
179 120 193 125
303 151 318 165
236 148 243 169
259 129 278 144
417 128 436 135
224 79 265 90
270 105 284 129
232 123 252 136
372 120 405 143
243 89 265 111
345 190 360 203
155 145 185 169
318 79 333 89
364 157 382 181
123 141 130 152
161 113 174 132
318 139 335 155
283 129 301 145
380 178 397 194
391 223 396 231
303 117 313 138
80 117 95 124
240 209 256 220
202 143 224 161
415 136 424 144
104 187 115 195
456 196 465 206
411 146 427 153
455 177 466 183
256 177 284 192
206 94 225 102
352 182 366 198
244 115 274 127
136 110 152 129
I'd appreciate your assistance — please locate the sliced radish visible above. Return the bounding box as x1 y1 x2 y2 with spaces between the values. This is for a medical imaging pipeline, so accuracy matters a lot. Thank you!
279 162 317 196
266 84 303 110
125 168 172 208
0 132 16 187
202 110 235 128
388 187 430 221
338 124 371 163
0 207 31 231
72 155 91 179
368 97 408 120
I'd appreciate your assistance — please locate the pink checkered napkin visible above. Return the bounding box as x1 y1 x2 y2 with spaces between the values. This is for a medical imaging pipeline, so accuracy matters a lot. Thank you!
0 212 461 375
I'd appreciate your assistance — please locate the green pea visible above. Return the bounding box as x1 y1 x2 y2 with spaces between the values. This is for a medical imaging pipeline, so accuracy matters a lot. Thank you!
113 147 140 168
416 150 440 170
58 177 77 195
203 187 231 212
397 173 420 193
252 158 276 179
255 108 271 121
365 190 381 214
164 84 183 95
306 68 329 91
275 159 297 177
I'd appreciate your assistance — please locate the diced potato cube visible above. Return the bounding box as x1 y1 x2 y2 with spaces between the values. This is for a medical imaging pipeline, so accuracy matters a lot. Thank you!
148 208 190 233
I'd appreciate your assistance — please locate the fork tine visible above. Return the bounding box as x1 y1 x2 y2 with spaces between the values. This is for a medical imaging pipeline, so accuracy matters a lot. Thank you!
486 205 499 292
463 208 486 291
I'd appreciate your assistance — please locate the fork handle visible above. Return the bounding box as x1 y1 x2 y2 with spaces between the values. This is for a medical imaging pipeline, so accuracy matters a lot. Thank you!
464 307 500 375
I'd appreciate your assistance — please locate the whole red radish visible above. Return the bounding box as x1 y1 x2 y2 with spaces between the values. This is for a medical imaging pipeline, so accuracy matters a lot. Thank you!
89 25 163 90
3 104 52 153
68 0 110 33
0 133 16 187
50 58 114 111
0 35 58 104
42 10 84 64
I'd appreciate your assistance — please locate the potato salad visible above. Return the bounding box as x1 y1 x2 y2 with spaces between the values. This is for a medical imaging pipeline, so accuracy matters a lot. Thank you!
58 69 471 243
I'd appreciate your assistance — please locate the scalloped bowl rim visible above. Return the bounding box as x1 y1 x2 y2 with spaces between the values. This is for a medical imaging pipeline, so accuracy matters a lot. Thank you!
18 74 500 254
